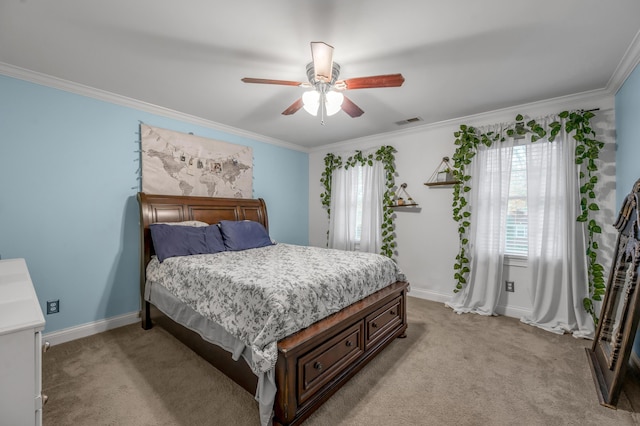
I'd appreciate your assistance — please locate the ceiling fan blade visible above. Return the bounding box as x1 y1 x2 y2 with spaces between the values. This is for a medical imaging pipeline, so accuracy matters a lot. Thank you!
341 96 364 118
282 98 304 115
311 41 334 83
339 74 405 90
241 78 303 86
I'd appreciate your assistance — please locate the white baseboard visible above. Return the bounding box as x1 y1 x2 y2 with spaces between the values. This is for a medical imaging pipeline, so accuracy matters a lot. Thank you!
494 304 532 319
41 290 536 347
408 287 453 304
408 287 532 319
43 311 140 347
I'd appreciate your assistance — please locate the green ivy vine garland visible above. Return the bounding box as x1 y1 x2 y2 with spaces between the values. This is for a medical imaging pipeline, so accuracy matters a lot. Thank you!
451 111 605 323
320 146 397 258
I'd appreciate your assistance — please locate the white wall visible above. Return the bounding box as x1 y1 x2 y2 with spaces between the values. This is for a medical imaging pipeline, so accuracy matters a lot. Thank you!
309 90 617 319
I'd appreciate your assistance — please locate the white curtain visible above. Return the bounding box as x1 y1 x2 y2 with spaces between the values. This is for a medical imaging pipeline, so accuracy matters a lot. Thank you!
520 117 594 338
328 161 384 253
328 166 359 251
447 127 514 315
359 162 384 253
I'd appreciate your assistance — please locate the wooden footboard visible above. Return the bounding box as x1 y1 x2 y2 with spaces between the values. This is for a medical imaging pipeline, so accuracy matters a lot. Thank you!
145 280 408 426
274 280 408 425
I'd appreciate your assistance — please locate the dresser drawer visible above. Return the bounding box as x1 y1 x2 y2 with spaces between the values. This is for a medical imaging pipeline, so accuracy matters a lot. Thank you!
297 322 364 404
365 296 403 349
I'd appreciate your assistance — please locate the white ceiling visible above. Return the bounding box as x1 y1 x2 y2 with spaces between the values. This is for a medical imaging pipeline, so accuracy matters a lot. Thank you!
2 0 640 149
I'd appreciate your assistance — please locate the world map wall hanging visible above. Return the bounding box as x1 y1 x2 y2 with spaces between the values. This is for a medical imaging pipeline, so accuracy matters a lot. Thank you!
140 124 253 198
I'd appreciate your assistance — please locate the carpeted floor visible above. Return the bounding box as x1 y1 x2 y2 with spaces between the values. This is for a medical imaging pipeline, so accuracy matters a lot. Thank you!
42 297 640 425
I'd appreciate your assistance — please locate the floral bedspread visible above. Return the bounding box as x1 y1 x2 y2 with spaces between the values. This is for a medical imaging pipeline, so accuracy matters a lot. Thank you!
146 243 406 374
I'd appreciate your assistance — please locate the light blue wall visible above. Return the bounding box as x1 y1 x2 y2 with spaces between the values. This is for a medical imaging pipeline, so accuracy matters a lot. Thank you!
615 62 640 358
0 74 308 333
616 64 640 205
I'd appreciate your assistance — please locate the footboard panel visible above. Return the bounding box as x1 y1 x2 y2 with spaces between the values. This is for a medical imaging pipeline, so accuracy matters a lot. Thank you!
274 281 409 425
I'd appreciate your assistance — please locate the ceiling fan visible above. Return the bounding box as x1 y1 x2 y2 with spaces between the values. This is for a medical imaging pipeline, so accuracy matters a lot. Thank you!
241 42 405 122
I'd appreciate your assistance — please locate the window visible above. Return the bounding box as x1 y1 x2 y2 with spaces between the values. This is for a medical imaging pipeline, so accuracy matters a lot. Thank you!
505 145 528 257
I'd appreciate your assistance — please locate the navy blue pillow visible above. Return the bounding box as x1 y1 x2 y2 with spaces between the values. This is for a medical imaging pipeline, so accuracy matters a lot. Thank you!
204 224 226 253
219 220 273 251
150 224 209 262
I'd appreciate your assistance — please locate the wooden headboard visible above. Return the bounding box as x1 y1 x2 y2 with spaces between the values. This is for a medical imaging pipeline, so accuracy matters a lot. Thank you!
136 192 269 310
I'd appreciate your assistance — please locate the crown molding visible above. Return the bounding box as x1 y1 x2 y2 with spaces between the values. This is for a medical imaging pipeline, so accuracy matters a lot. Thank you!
2 57 625 156
0 62 309 153
607 28 640 95
311 88 613 154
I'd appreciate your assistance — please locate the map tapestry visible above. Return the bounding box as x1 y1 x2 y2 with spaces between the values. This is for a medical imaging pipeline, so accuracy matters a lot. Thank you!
141 124 252 198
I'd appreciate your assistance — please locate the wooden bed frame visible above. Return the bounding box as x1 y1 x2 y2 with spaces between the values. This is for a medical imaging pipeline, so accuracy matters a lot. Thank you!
137 192 409 425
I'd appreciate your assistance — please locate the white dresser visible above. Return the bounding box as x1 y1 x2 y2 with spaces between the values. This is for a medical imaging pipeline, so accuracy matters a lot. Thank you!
0 258 46 426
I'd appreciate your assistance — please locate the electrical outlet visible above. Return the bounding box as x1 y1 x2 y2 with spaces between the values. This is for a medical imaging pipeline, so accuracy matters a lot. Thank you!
46 300 60 315
505 281 515 292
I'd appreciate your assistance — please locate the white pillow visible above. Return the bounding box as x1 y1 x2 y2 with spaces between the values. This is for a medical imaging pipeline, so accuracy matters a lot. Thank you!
156 220 209 227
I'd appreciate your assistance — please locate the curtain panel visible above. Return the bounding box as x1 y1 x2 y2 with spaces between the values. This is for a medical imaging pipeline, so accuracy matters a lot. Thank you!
328 161 384 254
447 124 514 315
521 117 593 338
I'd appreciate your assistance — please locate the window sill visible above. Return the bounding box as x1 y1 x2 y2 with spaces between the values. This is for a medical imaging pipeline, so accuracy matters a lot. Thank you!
505 255 527 268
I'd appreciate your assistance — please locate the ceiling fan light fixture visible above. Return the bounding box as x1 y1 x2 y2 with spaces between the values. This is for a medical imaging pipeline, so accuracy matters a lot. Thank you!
310 41 334 83
242 41 404 121
325 91 344 116
302 90 320 116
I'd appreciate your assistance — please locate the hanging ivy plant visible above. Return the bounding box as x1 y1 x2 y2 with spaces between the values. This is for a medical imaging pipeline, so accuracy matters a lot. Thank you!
451 111 605 324
320 153 343 216
320 146 397 258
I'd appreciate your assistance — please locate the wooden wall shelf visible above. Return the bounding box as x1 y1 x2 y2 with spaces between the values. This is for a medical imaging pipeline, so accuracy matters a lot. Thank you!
392 183 418 208
424 157 459 187
424 181 459 187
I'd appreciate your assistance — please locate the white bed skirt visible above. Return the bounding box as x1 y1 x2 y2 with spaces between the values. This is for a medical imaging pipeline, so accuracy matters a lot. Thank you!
146 281 275 426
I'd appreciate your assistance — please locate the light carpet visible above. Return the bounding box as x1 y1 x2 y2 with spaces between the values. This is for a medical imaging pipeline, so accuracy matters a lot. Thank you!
42 297 640 425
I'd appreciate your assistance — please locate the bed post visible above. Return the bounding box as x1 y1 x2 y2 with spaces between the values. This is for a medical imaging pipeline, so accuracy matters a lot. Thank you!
142 301 152 330
137 192 153 330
